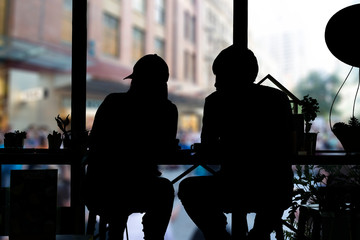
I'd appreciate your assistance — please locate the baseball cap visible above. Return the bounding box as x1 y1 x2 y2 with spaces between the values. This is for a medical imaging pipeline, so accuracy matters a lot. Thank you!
124 54 169 82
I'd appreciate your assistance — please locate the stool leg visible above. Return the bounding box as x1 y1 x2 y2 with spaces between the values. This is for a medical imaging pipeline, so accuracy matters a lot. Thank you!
99 217 107 240
232 212 248 240
275 219 284 240
87 211 96 236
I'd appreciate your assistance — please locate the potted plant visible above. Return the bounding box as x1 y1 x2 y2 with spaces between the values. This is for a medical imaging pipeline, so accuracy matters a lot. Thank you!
329 68 360 153
4 130 27 148
285 165 327 240
286 164 360 240
47 130 62 150
332 117 360 153
300 95 320 155
55 114 71 148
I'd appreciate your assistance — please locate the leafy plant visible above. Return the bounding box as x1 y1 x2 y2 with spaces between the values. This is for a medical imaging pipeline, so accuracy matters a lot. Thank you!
332 117 360 152
300 95 320 133
55 114 71 148
285 165 327 239
55 114 70 136
285 164 360 239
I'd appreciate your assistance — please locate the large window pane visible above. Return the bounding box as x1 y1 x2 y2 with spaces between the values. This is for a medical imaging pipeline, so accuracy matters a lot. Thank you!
0 0 73 213
0 0 72 149
249 0 358 150
84 2 233 238
85 0 233 149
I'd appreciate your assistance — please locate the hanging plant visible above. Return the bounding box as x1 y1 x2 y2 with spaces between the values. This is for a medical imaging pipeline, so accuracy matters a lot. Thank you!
325 4 360 153
330 67 360 153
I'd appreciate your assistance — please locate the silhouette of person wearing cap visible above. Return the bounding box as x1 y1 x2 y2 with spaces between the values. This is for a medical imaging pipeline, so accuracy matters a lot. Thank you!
178 46 294 240
84 54 178 239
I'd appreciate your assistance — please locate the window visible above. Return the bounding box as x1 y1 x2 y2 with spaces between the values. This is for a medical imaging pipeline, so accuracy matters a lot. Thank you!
190 16 196 43
184 11 196 43
102 13 120 57
155 0 165 25
0 0 73 209
184 51 196 82
155 38 165 59
184 11 190 40
61 0 73 43
132 27 145 63
133 0 146 13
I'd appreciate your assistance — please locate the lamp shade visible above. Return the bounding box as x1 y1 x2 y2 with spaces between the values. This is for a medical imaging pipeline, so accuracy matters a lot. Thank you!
325 4 360 67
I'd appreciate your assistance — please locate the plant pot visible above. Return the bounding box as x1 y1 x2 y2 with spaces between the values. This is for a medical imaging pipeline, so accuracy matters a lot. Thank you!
47 131 62 150
304 132 318 155
4 133 25 149
332 122 360 153
4 138 24 149
47 136 62 150
62 135 71 149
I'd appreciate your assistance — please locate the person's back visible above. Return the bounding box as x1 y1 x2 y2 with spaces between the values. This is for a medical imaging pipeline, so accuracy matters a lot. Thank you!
89 91 177 177
202 83 293 207
203 84 292 155
201 46 293 206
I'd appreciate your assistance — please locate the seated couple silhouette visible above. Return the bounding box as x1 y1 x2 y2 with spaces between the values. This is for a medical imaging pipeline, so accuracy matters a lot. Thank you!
83 45 294 240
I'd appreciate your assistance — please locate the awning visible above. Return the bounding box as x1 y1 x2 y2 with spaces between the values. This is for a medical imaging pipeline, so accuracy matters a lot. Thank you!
0 36 75 71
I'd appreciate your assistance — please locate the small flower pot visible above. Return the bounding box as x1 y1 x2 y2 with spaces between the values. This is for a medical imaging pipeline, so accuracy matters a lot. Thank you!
48 135 62 150
4 132 26 149
304 132 318 155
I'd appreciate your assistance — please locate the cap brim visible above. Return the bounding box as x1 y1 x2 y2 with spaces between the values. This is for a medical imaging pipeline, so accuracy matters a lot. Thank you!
123 73 133 80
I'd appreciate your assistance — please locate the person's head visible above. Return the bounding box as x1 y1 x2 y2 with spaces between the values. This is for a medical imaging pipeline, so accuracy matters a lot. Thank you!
125 54 169 95
212 45 258 90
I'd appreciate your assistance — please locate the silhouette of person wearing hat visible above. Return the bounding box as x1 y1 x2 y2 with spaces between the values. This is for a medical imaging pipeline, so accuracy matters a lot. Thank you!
84 54 178 239
178 46 294 240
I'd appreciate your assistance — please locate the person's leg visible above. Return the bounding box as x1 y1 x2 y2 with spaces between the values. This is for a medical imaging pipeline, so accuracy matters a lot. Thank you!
141 177 175 240
108 212 129 240
178 176 230 240
248 208 284 240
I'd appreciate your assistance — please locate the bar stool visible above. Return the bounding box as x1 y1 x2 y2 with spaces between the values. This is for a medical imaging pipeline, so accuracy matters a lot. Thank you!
86 209 109 240
230 209 284 240
86 209 132 240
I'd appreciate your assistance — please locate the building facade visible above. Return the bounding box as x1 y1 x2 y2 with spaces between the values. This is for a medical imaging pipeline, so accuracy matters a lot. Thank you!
0 0 232 136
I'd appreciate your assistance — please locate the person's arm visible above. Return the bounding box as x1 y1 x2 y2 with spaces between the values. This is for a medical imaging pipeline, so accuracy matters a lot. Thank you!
88 93 116 151
201 97 220 145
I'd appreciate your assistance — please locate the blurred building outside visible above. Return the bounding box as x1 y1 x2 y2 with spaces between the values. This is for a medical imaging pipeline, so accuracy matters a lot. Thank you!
0 0 233 149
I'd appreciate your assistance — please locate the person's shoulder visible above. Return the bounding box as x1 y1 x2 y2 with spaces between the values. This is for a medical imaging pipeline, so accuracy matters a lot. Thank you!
102 92 128 104
104 92 127 101
165 99 178 112
205 91 221 101
255 84 288 99
99 93 128 109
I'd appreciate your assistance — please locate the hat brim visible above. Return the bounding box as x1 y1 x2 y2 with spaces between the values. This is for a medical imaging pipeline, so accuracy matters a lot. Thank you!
123 73 134 80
